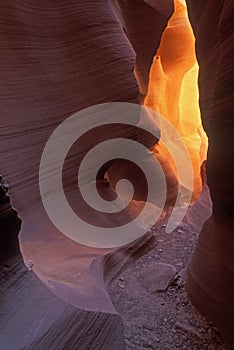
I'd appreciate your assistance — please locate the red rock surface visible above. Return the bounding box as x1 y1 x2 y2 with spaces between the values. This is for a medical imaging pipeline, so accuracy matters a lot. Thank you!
185 0 234 342
0 0 233 347
0 0 178 317
114 0 174 100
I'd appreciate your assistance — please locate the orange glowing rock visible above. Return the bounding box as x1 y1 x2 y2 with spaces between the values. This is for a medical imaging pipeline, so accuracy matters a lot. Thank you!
145 0 208 199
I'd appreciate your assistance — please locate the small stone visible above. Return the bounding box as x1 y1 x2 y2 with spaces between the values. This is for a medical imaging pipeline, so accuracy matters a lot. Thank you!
153 254 160 260
159 249 163 253
27 260 34 271
181 335 188 341
174 322 203 339
172 272 185 288
154 337 160 342
137 263 177 293
0 175 8 194
119 283 124 289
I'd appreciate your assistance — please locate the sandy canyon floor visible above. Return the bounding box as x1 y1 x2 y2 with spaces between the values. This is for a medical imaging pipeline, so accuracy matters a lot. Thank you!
109 215 233 350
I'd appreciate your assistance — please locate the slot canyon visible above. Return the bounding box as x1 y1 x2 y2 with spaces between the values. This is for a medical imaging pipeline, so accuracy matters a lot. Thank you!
0 1 233 349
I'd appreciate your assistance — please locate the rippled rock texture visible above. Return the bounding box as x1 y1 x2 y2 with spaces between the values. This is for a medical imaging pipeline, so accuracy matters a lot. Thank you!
185 0 234 342
0 0 233 347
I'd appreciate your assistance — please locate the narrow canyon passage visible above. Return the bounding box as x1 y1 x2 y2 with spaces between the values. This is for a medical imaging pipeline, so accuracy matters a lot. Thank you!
0 0 233 349
145 0 208 199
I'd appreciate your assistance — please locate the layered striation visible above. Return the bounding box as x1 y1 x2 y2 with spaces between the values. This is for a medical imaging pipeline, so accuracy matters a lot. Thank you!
0 0 233 346
185 0 234 342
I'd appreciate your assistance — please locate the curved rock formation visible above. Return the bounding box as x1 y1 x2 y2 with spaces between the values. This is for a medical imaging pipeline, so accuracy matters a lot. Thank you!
185 0 234 342
0 1 172 347
0 0 233 347
145 0 208 199
113 0 174 100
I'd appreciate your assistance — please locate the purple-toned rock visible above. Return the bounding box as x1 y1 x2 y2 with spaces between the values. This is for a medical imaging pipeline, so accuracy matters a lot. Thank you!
138 262 177 292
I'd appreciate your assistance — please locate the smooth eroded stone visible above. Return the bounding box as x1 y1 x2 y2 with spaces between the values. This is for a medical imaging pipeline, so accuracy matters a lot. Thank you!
137 262 177 292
